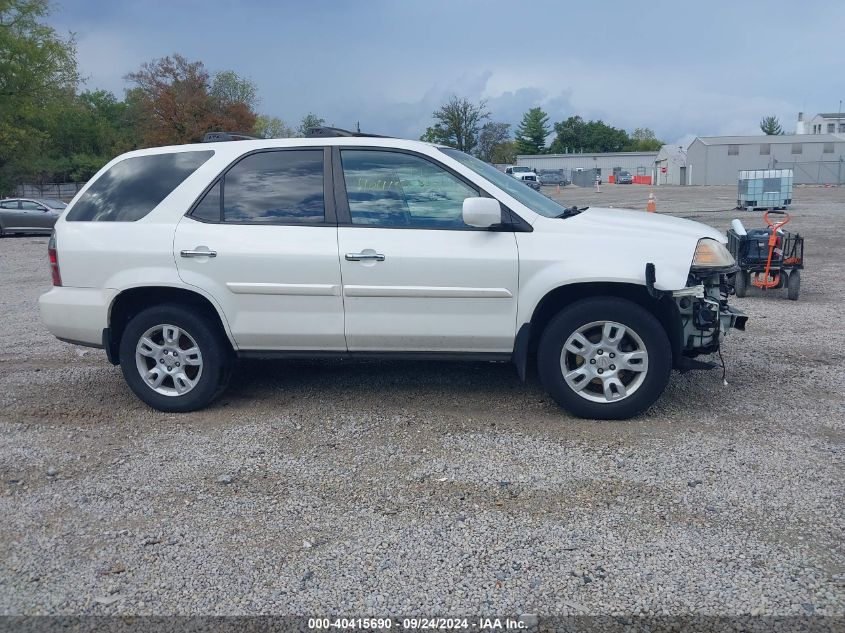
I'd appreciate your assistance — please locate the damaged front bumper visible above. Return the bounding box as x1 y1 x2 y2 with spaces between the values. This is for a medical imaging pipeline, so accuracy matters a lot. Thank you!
672 269 747 359
646 261 747 368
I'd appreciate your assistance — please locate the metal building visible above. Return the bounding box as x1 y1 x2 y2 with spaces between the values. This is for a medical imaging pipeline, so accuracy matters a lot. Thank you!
686 134 845 185
654 145 688 186
516 151 658 181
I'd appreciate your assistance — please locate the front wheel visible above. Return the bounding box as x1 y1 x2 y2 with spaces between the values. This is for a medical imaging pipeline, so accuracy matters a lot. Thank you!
119 304 232 412
537 297 672 420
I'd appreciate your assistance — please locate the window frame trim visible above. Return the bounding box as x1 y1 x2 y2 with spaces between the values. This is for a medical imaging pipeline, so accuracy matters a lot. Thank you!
331 146 530 232
186 146 336 227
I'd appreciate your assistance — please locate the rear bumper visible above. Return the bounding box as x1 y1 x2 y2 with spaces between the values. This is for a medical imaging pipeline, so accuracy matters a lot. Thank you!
39 287 117 348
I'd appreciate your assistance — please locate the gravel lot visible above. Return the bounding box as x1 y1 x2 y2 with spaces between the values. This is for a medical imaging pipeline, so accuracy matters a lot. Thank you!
0 185 843 619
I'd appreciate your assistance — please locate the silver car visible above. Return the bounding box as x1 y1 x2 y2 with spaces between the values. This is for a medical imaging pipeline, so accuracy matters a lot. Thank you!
0 198 67 236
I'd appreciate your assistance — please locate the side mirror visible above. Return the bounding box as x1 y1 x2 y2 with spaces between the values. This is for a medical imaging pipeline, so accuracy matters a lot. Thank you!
462 197 502 229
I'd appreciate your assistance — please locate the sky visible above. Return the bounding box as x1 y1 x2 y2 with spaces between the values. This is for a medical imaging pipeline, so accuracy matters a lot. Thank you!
49 0 844 146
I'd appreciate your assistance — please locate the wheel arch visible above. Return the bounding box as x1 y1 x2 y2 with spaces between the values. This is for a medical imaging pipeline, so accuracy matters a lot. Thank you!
513 281 682 380
105 285 236 365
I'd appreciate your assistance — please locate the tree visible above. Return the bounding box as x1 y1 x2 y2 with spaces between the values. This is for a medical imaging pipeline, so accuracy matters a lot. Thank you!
125 54 257 146
424 96 490 154
477 122 511 162
210 70 258 110
626 127 663 151
514 107 550 155
490 140 517 165
297 113 325 137
0 0 79 192
254 115 294 139
548 116 630 153
760 116 784 135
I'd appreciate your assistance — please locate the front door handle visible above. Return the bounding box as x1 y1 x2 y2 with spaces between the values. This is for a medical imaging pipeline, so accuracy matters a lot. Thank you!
345 252 385 262
181 249 217 258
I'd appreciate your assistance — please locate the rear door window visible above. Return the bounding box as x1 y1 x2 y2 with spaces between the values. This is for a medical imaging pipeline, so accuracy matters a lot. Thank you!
223 151 324 223
66 151 214 222
190 150 325 224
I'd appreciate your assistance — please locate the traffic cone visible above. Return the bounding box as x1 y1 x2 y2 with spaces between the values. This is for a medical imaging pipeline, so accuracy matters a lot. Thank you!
646 192 656 213
556 183 561 194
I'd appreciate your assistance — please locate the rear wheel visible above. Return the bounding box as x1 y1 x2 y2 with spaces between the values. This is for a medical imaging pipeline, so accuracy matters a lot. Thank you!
537 297 672 420
119 303 231 412
734 271 749 297
787 270 801 301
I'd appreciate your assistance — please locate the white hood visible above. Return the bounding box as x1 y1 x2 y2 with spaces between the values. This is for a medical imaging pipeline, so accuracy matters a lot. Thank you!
524 207 727 291
569 207 725 243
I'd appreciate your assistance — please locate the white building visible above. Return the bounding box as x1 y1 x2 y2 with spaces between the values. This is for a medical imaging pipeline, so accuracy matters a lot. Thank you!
654 145 687 186
804 112 845 135
685 134 845 185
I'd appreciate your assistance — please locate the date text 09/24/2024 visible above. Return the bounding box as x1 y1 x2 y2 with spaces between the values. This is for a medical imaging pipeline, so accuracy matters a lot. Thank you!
307 617 533 630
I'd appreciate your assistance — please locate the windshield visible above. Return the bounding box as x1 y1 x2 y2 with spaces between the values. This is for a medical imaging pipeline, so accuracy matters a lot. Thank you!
512 166 531 172
441 148 567 218
41 199 67 209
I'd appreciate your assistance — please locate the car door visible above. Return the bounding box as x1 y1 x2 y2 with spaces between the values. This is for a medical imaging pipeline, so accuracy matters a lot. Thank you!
334 147 519 353
174 147 346 351
21 200 58 229
0 199 22 230
19 200 49 230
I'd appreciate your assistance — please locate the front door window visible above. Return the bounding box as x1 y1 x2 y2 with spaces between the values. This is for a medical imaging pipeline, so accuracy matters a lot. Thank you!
340 150 477 229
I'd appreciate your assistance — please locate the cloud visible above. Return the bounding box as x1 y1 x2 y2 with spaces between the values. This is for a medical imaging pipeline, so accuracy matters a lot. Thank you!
48 0 843 146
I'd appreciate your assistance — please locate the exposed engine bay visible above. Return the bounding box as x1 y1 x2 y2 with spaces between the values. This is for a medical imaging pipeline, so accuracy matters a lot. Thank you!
673 269 748 357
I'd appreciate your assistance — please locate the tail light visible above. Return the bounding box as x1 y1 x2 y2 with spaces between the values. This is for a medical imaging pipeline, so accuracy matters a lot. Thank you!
48 231 62 286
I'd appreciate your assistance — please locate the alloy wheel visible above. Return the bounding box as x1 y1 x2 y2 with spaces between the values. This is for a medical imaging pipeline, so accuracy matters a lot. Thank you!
560 320 649 403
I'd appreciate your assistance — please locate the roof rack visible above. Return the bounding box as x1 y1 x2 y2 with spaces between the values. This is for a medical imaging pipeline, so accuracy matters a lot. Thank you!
202 131 261 143
305 126 389 139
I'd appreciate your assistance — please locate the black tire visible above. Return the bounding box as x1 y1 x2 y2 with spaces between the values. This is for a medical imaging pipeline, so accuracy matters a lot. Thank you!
537 297 672 420
787 270 801 301
119 303 232 412
734 271 749 297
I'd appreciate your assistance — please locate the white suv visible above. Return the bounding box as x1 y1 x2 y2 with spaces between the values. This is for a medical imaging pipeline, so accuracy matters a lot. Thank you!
39 130 746 419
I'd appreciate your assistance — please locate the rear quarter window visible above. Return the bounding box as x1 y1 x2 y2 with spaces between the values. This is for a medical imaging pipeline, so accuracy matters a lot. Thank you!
66 151 214 222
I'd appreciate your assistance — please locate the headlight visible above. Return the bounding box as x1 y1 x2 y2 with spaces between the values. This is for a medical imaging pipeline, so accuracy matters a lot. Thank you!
692 238 735 270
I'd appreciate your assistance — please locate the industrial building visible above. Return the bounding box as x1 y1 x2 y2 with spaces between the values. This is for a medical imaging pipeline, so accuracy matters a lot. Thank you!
686 134 845 185
516 151 658 181
654 145 688 186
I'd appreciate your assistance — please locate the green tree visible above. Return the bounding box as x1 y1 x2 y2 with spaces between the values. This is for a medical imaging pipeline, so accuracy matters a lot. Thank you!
0 0 79 192
297 113 325 137
254 114 294 139
760 116 784 135
626 127 663 151
210 70 258 110
514 107 550 155
490 140 517 165
548 116 630 153
477 122 511 162
424 96 490 154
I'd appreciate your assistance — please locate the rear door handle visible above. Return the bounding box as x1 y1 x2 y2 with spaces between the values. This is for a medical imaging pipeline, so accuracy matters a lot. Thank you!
181 249 217 258
345 252 385 262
